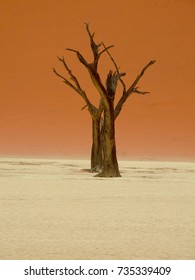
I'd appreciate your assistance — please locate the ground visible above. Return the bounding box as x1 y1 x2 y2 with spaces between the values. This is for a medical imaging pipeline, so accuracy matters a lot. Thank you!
0 158 195 259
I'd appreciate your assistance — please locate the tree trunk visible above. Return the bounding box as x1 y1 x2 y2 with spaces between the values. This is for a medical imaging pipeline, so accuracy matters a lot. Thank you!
97 100 121 177
90 117 103 172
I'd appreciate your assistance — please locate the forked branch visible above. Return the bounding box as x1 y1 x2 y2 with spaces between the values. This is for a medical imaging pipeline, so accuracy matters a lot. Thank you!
114 60 156 119
126 60 156 95
102 41 127 94
53 56 96 114
85 23 114 70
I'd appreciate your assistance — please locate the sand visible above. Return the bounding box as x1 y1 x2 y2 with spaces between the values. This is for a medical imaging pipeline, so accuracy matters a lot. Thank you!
0 158 195 260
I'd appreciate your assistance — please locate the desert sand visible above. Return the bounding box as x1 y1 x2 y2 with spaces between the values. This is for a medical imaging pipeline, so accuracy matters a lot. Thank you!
0 157 195 260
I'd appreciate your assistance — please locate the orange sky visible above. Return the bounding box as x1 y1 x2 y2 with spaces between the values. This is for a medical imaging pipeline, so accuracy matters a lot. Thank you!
0 0 195 161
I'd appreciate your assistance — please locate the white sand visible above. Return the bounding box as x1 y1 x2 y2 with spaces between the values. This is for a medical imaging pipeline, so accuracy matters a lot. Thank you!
0 158 195 260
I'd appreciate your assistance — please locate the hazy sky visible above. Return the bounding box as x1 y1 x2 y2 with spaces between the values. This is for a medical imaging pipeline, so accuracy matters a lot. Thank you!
0 0 195 160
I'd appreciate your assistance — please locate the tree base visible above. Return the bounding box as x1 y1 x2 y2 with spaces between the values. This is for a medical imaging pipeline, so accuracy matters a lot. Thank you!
90 167 102 173
95 170 121 178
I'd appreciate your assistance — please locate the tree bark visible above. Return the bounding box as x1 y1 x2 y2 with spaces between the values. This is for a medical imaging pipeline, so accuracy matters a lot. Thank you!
91 116 103 172
97 99 121 177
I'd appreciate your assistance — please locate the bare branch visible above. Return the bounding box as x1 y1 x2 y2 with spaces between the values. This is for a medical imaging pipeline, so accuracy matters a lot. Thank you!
132 87 150 95
65 26 109 103
66 48 88 67
57 56 83 90
53 67 78 92
85 24 115 71
114 60 155 119
65 49 107 103
53 67 64 80
53 59 96 114
65 48 77 53
81 104 88 111
127 60 156 94
102 42 126 93
98 45 114 57
85 23 101 56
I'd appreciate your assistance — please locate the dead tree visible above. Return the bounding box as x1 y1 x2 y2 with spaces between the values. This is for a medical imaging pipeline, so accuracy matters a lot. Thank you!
53 23 156 177
66 25 124 177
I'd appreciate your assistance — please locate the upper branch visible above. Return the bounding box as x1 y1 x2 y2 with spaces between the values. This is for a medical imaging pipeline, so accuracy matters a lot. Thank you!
66 48 89 68
85 23 101 69
66 48 107 102
126 60 156 95
85 23 114 71
102 42 127 94
53 67 78 93
57 56 83 91
53 56 96 114
114 60 156 119
66 25 118 104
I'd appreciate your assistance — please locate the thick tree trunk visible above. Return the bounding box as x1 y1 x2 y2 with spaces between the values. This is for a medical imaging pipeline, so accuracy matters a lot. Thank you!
90 117 103 172
97 100 121 177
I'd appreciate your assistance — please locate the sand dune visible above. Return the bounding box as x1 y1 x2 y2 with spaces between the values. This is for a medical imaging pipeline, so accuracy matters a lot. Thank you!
0 158 195 260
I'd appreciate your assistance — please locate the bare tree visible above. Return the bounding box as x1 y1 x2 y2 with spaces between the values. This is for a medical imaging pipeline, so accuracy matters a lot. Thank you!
53 24 156 177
